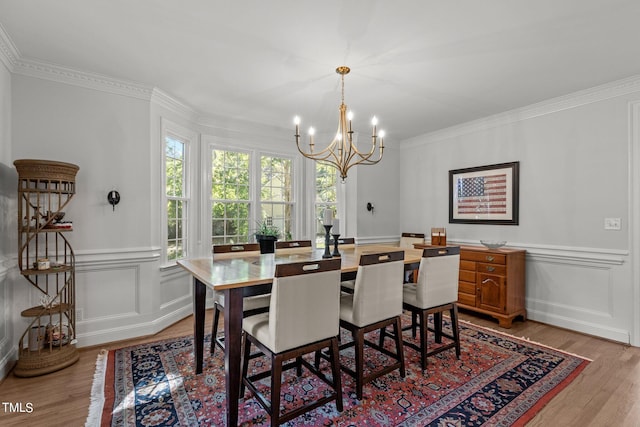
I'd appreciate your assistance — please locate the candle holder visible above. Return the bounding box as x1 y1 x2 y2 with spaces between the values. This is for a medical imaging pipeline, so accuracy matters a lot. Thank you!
323 225 333 258
332 234 341 257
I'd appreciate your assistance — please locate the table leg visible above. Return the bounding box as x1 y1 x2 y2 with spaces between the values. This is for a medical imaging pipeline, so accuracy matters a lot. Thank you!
224 287 243 427
193 277 206 374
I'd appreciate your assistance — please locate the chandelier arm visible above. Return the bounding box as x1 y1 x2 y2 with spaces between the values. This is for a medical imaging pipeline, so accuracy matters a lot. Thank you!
343 138 378 166
296 137 340 161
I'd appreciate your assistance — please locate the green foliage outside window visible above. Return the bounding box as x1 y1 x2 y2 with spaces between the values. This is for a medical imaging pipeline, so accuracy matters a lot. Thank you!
166 135 186 260
211 150 251 244
261 156 292 240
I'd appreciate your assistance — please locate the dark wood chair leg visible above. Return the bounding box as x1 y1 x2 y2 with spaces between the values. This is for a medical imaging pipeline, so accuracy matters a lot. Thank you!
434 311 443 344
354 329 365 399
451 304 461 358
240 333 252 397
296 356 303 376
393 316 406 377
271 354 283 427
419 310 428 371
412 311 418 338
314 350 322 369
211 304 221 355
330 337 344 412
378 325 387 348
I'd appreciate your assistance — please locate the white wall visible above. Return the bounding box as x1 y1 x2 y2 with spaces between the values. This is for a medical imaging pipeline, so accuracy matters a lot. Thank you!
10 75 171 347
0 58 16 378
399 83 639 344
353 143 401 243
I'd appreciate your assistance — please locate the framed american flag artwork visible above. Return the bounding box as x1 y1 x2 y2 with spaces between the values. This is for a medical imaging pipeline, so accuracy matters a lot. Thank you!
449 161 519 225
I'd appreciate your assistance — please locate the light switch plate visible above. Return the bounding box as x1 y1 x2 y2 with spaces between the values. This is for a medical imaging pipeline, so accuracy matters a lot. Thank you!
604 217 621 230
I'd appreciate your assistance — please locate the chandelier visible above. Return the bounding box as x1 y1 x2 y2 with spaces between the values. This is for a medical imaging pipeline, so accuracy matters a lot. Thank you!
294 66 385 181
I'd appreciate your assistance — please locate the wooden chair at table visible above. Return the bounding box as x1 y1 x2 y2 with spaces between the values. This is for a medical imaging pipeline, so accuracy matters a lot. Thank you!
210 243 270 356
400 232 425 282
330 237 355 249
325 237 356 293
399 246 461 372
241 258 343 427
275 239 312 254
334 250 406 399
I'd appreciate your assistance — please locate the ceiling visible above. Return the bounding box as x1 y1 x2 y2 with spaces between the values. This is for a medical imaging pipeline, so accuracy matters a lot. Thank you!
2 0 640 141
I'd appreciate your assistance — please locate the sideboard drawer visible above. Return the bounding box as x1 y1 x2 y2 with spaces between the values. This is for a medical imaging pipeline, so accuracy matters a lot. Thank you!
458 292 476 307
458 281 476 295
460 260 476 271
461 250 506 265
477 263 506 276
459 270 476 283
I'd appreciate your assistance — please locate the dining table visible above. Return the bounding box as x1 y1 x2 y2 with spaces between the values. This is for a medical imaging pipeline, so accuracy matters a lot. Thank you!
177 244 424 427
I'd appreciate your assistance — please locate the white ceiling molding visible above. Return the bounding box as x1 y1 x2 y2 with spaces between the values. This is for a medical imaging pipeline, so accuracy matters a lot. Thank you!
196 112 290 140
151 88 199 122
0 23 18 72
402 73 640 149
13 57 153 101
0 33 285 132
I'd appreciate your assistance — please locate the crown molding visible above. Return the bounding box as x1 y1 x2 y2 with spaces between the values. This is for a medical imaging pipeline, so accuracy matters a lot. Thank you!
402 74 640 149
0 23 19 72
150 88 199 121
12 57 154 100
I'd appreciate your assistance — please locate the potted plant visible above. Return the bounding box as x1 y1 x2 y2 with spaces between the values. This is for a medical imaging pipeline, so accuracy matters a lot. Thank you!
254 218 280 254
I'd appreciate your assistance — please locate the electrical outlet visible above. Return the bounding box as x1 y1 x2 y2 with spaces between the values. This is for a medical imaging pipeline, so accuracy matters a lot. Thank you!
604 218 621 230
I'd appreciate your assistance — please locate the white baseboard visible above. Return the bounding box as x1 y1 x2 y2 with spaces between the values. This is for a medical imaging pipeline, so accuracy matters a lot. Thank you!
76 304 193 347
0 343 17 381
527 308 630 344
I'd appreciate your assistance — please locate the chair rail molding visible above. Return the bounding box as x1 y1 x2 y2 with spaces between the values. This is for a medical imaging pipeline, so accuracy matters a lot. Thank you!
356 235 401 246
448 240 627 266
74 246 161 266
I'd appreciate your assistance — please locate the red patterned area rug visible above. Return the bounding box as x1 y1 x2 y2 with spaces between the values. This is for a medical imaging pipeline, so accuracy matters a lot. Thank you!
87 317 589 426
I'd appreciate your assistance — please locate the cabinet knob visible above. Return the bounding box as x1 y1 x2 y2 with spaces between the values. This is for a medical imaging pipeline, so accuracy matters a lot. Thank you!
486 266 495 272
486 255 494 262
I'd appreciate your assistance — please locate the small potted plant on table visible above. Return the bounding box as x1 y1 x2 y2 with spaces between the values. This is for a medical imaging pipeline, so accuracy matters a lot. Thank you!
254 217 280 254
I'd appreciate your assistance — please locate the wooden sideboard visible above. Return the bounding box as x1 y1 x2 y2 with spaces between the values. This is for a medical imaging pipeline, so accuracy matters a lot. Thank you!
414 244 526 328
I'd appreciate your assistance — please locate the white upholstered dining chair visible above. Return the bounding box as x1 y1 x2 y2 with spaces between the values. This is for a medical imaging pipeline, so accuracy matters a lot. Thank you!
337 250 406 399
275 239 312 254
210 243 270 356
401 246 461 372
241 258 343 426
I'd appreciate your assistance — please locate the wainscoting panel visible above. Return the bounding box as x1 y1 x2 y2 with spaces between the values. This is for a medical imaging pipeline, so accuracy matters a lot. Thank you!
76 265 140 319
524 248 631 344
159 265 191 311
527 259 613 317
73 247 193 347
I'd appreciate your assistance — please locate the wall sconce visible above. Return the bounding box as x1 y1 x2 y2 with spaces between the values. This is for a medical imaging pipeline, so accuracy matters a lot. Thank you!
107 190 120 211
366 202 374 214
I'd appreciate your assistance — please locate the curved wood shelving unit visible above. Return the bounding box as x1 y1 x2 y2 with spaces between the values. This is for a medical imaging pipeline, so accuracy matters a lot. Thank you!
13 159 80 377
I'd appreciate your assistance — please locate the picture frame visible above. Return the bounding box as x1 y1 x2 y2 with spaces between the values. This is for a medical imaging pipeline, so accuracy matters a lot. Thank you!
449 161 519 225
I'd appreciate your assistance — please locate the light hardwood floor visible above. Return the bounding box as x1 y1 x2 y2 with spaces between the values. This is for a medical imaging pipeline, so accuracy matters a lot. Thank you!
1 310 639 427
